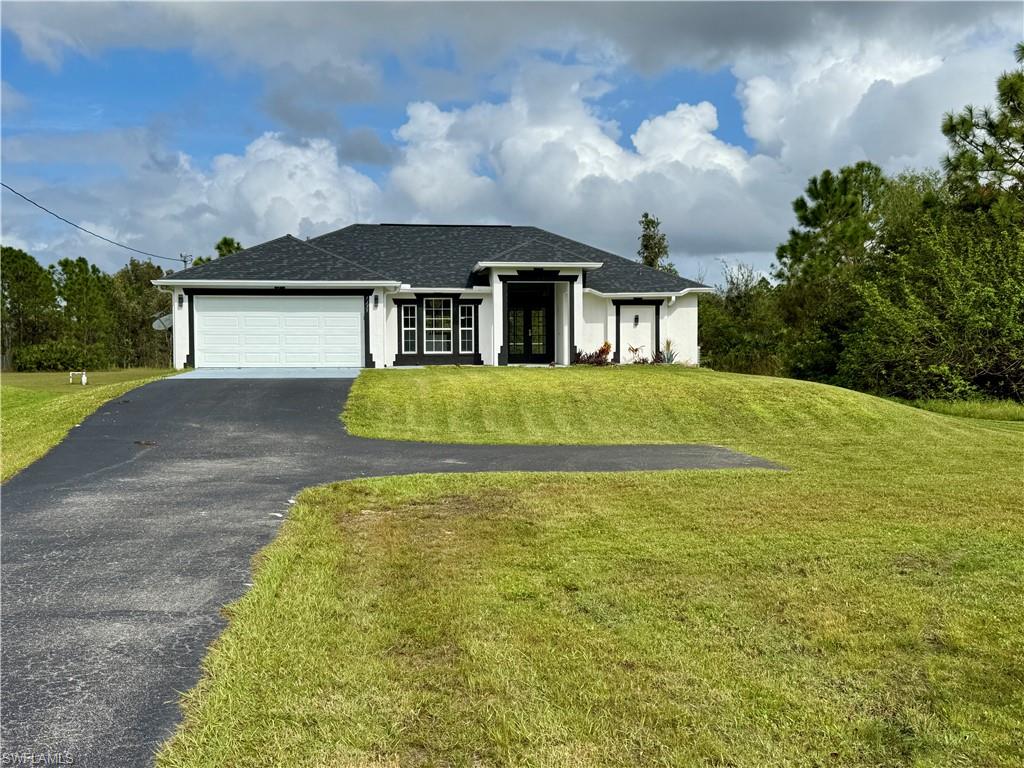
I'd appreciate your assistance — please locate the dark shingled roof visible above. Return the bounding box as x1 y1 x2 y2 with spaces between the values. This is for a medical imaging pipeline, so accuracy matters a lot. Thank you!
165 235 393 282
480 237 601 264
164 224 707 292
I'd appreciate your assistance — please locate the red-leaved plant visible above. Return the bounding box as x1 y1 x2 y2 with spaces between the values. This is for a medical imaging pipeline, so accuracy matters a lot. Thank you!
574 341 612 365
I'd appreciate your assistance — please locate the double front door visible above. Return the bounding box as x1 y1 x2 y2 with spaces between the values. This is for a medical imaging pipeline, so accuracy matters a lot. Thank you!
507 283 554 364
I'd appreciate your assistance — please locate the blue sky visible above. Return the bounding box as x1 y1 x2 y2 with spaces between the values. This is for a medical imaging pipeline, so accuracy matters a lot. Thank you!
598 68 751 151
2 27 750 182
2 30 270 170
1 2 1019 280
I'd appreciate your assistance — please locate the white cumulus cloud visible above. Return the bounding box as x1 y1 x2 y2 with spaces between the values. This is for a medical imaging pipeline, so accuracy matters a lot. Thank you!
2 133 381 272
1 3 1019 283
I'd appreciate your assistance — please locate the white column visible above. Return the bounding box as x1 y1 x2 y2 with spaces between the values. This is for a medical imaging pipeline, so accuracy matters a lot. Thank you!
606 298 616 359
555 282 567 365
490 269 503 365
573 279 584 360
171 288 190 369
479 294 495 365
369 289 385 368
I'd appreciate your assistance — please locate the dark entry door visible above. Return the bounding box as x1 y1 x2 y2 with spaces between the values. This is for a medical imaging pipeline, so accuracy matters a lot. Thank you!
507 284 555 364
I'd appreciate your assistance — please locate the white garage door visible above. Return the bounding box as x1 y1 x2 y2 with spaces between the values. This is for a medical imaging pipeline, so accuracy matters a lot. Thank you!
194 295 363 367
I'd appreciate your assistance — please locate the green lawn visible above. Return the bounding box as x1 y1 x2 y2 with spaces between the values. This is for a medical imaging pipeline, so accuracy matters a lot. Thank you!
909 397 1024 422
159 367 1023 767
1 368 173 482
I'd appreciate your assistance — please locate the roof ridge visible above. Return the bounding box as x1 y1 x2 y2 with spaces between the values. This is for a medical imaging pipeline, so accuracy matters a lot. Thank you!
289 234 398 283
597 249 707 289
528 227 624 262
525 228 705 288
378 222 514 228
172 234 289 277
306 222 361 241
484 237 537 261
528 234 603 262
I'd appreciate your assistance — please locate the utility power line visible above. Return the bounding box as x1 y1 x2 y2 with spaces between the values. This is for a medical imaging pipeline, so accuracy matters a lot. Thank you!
1 181 190 267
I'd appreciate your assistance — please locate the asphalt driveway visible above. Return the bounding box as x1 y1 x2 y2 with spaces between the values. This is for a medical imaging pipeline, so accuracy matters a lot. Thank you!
1 378 778 766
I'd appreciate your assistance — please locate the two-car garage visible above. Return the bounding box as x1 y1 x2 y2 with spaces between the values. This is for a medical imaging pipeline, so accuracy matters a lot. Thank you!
192 295 364 368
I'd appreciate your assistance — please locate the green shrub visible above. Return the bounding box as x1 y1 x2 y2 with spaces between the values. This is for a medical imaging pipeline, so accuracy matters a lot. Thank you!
13 339 114 371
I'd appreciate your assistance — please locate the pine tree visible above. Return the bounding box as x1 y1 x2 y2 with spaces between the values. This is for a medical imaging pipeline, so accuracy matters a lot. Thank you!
941 42 1024 216
50 257 116 366
636 212 678 275
1 246 57 360
110 259 171 367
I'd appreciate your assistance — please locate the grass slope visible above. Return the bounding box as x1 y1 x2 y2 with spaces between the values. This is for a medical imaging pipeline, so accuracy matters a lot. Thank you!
160 368 1024 767
909 398 1024 422
1 368 172 482
344 366 1024 454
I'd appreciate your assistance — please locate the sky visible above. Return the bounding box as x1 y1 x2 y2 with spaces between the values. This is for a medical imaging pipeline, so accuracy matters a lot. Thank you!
1 2 1021 284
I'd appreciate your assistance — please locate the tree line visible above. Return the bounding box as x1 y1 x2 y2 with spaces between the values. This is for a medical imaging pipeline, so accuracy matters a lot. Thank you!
698 43 1023 401
0 237 242 371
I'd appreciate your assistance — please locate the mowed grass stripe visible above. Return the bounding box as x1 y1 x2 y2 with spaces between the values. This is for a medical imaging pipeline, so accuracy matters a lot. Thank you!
159 368 1023 767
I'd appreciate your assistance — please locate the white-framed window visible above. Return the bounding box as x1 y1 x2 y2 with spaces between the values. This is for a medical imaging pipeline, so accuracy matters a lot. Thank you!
459 304 474 354
423 298 452 353
401 304 417 354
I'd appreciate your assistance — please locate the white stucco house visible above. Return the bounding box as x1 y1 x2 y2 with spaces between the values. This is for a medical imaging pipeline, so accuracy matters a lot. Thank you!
153 224 710 369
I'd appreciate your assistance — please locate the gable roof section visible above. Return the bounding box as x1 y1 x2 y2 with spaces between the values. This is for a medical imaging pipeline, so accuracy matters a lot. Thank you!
311 224 706 291
479 237 601 264
158 224 707 293
159 234 392 283
584 252 704 293
310 224 602 287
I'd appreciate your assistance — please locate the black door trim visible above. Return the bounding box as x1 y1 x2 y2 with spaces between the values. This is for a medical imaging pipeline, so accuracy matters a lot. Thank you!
506 283 555 364
612 299 664 364
186 293 195 368
497 271 578 365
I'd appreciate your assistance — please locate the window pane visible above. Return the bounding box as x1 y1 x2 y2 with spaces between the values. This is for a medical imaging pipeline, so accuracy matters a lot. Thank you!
459 305 474 353
424 298 452 353
531 309 546 355
425 330 452 353
509 309 524 355
401 305 416 353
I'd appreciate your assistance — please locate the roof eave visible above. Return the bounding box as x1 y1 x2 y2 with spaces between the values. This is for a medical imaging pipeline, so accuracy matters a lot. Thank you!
398 286 492 294
473 261 604 271
584 287 713 298
151 279 402 289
